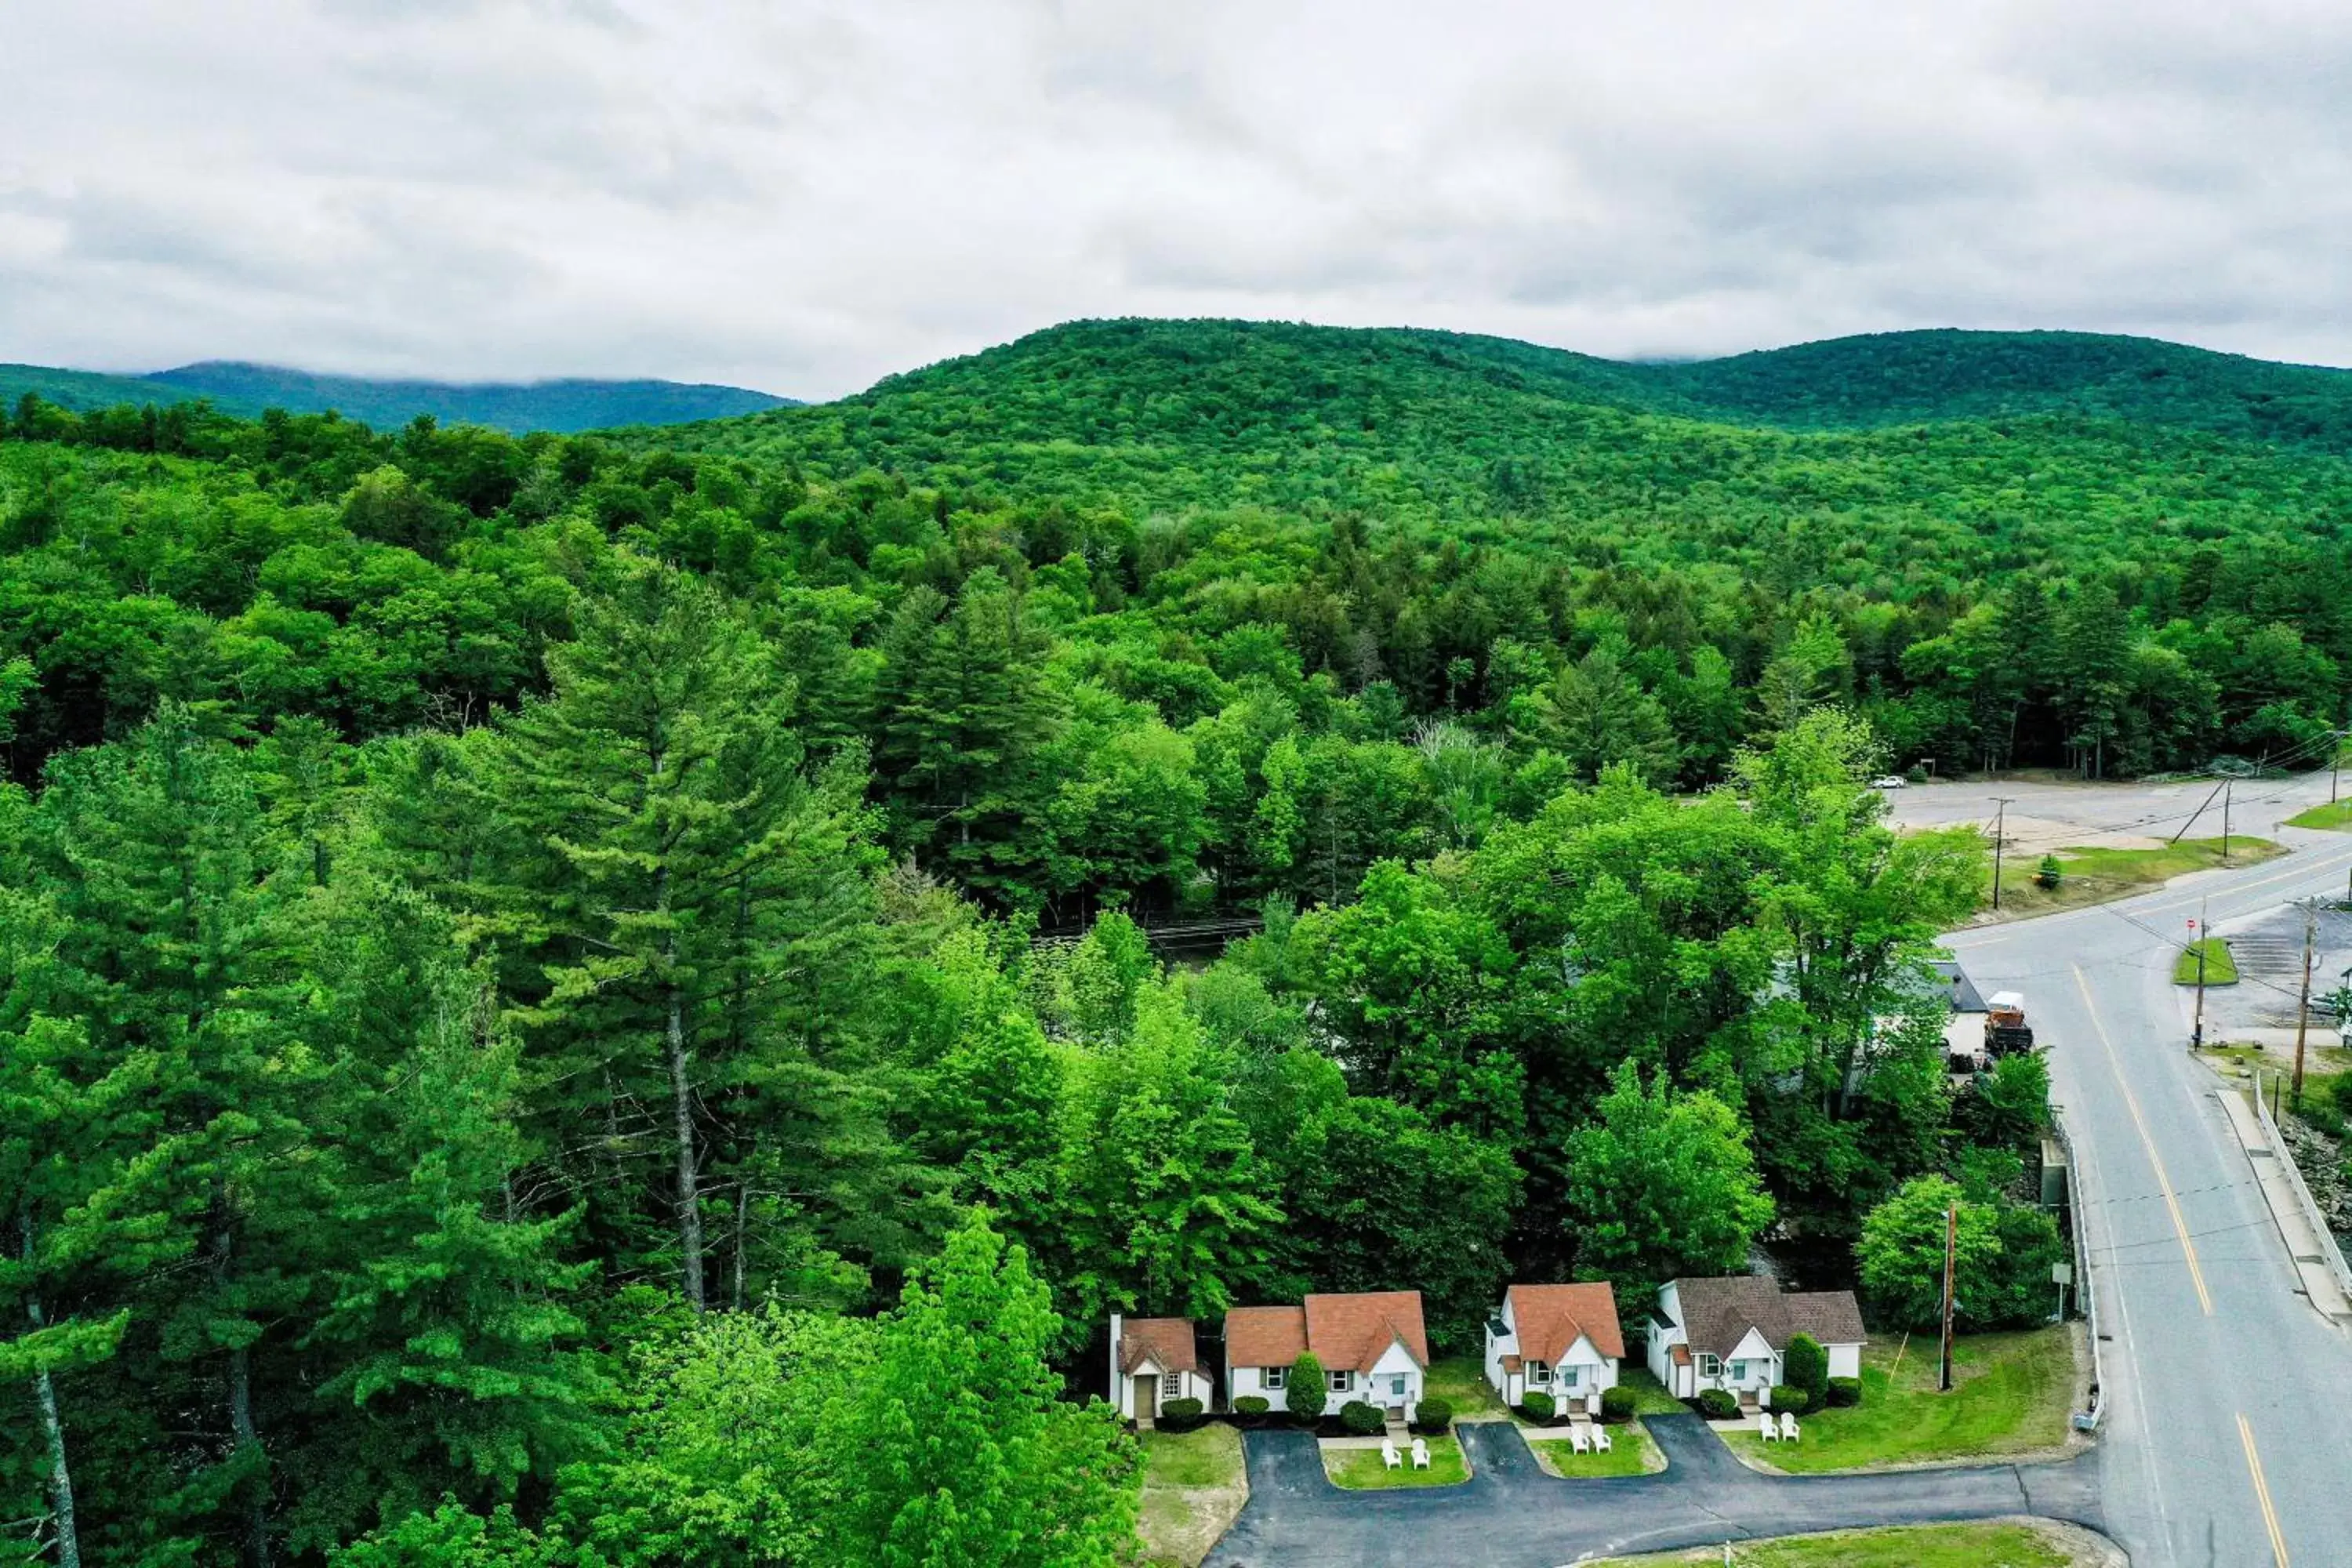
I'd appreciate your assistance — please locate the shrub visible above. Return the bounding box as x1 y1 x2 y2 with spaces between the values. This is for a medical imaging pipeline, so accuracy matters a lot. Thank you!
1232 1395 1270 1424
1286 1352 1327 1425
1518 1391 1555 1424
1826 1377 1863 1408
1413 1396 1454 1434
1338 1400 1385 1436
1767 1384 1808 1416
1784 1334 1829 1408
1159 1396 1205 1432
1599 1386 1636 1425
1695 1388 1739 1420
2034 854 2062 890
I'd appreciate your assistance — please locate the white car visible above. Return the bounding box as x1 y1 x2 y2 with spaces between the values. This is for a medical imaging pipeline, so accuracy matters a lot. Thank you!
1871 775 1908 789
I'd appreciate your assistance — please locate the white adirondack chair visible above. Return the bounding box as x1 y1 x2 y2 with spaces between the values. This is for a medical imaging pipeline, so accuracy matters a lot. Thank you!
1759 1412 1779 1442
1569 1425 1591 1454
1410 1438 1431 1470
1381 1439 1402 1469
1592 1426 1613 1453
1780 1412 1799 1442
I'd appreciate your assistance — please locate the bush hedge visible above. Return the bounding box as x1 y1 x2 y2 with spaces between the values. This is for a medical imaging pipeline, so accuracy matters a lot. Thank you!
1826 1376 1863 1408
1695 1388 1739 1420
1338 1400 1385 1436
1599 1385 1636 1424
1766 1384 1809 1417
1412 1396 1453 1434
1518 1391 1555 1424
1784 1334 1829 1408
1287 1353 1327 1425
1158 1396 1206 1432
1232 1395 1270 1425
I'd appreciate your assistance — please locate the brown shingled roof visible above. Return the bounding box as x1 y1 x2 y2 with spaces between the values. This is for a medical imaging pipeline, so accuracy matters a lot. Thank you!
1224 1305 1307 1370
1504 1283 1626 1364
1669 1276 1867 1359
1305 1290 1429 1373
1116 1318 1199 1376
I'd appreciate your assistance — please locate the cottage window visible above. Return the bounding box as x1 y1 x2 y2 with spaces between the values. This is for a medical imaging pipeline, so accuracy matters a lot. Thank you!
1698 1354 1722 1378
1526 1360 1551 1385
1162 1372 1182 1399
1729 1359 1748 1381
1262 1366 1286 1390
1561 1365 1580 1388
1328 1370 1352 1394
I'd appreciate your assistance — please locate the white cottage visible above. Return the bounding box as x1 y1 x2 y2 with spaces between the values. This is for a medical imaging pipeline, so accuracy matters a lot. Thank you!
1109 1315 1204 1427
1483 1282 1624 1415
1644 1276 1865 1407
1223 1290 1428 1423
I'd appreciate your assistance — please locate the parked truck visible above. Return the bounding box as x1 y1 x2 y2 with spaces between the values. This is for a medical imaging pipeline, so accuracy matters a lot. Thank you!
1984 990 2035 1057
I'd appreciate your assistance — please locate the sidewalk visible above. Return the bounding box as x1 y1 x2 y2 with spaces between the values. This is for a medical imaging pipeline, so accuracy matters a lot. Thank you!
2216 1086 2352 1326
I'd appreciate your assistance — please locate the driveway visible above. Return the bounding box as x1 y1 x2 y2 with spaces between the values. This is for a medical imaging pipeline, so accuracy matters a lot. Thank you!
1204 1416 2104 1566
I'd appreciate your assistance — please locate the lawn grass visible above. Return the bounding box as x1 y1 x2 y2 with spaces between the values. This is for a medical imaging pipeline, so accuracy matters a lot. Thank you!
1527 1421 1661 1477
1141 1424 1244 1489
1590 1520 2074 1566
1615 1367 1689 1415
1722 1328 2075 1473
1322 1434 1470 1489
1423 1354 1510 1419
2172 937 2238 985
2288 797 2352 830
1136 1425 1247 1568
1983 837 2283 920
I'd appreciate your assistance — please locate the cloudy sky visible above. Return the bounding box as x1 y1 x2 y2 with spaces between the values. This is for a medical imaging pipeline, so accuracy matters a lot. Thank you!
5 1 2350 397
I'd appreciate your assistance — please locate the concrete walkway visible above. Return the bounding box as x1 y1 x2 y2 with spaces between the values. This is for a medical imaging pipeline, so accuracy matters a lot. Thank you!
1204 1415 2106 1566
2217 1084 2352 1324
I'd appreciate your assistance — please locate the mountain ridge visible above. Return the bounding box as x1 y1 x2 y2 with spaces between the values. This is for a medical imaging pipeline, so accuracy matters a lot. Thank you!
0 358 795 434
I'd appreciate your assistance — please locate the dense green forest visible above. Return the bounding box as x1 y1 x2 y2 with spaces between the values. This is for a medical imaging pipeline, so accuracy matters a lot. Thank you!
0 363 792 435
1 318 2344 1566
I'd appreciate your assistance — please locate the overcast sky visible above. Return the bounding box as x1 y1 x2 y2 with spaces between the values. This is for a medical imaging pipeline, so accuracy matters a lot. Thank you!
5 1 2350 398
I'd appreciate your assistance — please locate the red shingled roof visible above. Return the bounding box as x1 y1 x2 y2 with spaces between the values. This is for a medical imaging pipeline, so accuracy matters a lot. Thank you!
1504 1283 1625 1364
1116 1318 1199 1376
1224 1305 1307 1370
1225 1292 1431 1373
1305 1291 1429 1373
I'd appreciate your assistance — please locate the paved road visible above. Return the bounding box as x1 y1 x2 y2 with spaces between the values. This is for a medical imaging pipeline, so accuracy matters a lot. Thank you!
1204 1417 2100 1566
1886 768 2342 855
1947 820 2352 1568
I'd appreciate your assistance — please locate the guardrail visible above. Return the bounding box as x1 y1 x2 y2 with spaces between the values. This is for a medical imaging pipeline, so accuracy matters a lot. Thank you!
2049 1104 2103 1433
2252 1071 2352 1306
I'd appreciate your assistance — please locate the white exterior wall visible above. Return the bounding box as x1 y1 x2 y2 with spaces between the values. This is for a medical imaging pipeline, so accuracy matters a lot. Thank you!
1483 1295 1519 1400
1826 1342 1863 1381
1114 1357 1202 1421
1226 1361 1294 1414
1359 1341 1423 1421
1646 1284 1686 1394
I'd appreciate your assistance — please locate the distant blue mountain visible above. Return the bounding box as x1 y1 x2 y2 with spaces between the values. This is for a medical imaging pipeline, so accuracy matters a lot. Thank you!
0 359 797 434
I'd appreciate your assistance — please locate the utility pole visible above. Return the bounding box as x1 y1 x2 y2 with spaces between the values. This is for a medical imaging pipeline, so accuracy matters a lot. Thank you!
1991 797 2014 910
1939 1202 1958 1393
2295 901 2317 1105
2191 900 2209 1051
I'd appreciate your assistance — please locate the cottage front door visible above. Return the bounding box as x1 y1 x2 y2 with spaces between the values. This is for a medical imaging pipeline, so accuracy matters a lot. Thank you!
1138 1376 1157 1425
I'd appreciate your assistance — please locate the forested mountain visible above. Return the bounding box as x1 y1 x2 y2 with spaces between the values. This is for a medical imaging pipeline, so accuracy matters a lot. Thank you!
0 361 794 433
0 316 2340 1566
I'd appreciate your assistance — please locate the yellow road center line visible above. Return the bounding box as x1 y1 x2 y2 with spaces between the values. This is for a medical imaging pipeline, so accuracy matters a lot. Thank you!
2071 965 2213 1316
2238 1412 2289 1566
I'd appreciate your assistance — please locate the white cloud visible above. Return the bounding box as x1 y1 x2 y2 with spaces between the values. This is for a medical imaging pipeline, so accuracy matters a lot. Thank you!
5 0 2350 396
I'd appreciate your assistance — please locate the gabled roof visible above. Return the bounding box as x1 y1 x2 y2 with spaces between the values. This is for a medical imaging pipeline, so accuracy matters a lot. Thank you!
1116 1317 1199 1376
1225 1305 1307 1370
1667 1276 1867 1359
1227 1291 1430 1373
1504 1283 1626 1363
1305 1290 1430 1373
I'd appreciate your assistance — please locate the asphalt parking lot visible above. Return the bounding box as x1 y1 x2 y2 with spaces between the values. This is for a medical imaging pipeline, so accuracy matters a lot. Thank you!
1204 1415 2105 1567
